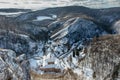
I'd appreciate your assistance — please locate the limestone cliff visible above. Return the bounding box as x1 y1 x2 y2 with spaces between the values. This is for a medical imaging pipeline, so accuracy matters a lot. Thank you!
0 49 30 80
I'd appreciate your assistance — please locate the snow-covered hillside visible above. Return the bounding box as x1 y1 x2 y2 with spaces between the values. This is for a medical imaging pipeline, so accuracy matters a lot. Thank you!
0 6 120 80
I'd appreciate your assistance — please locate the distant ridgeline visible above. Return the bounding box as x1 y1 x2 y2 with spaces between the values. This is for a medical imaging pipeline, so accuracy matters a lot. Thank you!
0 8 31 12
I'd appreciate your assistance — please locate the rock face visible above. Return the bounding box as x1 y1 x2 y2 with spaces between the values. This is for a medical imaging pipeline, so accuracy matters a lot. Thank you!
78 35 120 80
0 49 30 80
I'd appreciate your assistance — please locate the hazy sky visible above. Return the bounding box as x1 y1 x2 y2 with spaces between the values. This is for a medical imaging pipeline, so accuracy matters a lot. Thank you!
0 0 119 9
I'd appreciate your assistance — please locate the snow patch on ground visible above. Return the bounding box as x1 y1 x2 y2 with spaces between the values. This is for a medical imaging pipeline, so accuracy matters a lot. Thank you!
29 40 87 76
33 15 57 21
0 12 25 17
51 14 57 19
29 58 38 68
50 25 69 39
36 16 53 21
83 67 94 78
73 68 83 75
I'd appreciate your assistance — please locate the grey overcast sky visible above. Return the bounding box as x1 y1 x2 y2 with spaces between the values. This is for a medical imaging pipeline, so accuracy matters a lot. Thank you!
0 0 119 9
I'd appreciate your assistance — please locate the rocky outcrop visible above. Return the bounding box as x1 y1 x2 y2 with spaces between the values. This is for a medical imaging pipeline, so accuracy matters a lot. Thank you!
0 49 30 80
78 35 120 80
